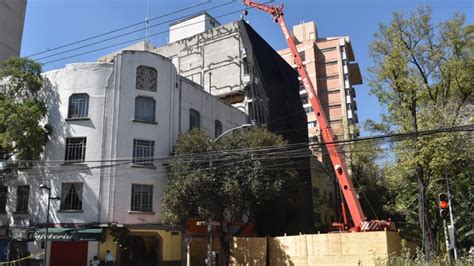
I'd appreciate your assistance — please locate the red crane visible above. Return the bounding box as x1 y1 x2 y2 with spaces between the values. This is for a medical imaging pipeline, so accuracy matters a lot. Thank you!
243 0 394 232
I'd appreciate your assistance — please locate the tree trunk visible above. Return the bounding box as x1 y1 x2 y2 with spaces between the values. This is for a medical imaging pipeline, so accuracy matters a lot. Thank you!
220 235 231 266
416 164 435 259
411 99 435 259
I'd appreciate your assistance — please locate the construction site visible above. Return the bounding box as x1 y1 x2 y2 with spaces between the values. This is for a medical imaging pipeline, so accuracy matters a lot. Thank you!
1 0 471 265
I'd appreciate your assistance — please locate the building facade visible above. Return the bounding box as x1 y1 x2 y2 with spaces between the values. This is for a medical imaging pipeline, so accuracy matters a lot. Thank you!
0 0 27 61
0 50 247 265
100 15 314 236
278 22 363 229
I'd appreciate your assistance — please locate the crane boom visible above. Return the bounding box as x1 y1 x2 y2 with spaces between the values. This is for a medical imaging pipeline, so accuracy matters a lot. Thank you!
243 0 365 228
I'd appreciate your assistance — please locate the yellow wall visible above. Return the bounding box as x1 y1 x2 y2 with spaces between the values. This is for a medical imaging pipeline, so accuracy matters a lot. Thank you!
99 230 118 261
129 229 182 261
98 228 182 262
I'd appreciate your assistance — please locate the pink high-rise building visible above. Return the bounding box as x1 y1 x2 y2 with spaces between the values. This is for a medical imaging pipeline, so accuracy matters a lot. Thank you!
278 22 362 227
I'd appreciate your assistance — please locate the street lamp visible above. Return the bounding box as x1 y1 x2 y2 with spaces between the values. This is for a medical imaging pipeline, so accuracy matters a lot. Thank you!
206 122 254 266
39 184 60 266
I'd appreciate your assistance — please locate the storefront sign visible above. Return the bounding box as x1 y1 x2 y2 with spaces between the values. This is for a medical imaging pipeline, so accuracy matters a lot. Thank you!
33 232 73 241
32 228 103 241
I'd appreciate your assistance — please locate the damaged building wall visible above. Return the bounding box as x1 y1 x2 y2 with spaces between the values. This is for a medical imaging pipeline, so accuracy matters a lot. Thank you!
153 22 248 112
154 19 314 235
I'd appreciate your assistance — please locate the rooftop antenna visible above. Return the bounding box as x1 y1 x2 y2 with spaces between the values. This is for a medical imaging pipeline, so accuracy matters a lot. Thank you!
144 0 151 50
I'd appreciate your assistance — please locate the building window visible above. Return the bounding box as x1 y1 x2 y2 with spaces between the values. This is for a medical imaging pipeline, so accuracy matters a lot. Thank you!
135 96 156 122
318 75 338 81
242 57 250 76
298 51 306 62
300 94 308 105
133 139 155 166
189 109 200 130
65 137 87 162
136 66 157 92
60 183 83 211
214 120 223 138
16 185 29 213
308 121 317 129
131 184 153 212
305 106 313 113
320 47 336 53
68 94 89 119
324 60 338 66
0 187 7 213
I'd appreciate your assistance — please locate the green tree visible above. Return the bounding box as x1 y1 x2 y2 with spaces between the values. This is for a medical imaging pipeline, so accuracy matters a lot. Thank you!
0 57 50 162
368 6 473 257
350 140 393 222
162 128 297 265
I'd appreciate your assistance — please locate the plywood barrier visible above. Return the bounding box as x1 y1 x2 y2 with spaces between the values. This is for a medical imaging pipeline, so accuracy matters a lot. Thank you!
230 237 267 265
228 231 406 266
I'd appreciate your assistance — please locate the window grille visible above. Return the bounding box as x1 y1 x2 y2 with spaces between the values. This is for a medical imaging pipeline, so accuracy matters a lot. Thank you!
189 109 200 130
65 137 86 162
133 139 155 166
0 187 7 213
136 66 157 91
214 120 223 138
68 94 89 118
135 96 155 122
60 183 83 210
131 184 153 212
16 185 29 213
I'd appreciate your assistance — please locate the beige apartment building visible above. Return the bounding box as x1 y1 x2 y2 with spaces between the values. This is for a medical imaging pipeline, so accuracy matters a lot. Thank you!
278 22 362 228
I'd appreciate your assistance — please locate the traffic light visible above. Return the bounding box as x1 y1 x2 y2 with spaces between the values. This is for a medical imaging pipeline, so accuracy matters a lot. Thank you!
438 193 449 219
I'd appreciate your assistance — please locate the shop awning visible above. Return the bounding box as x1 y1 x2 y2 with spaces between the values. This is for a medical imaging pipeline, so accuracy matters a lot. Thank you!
33 228 103 241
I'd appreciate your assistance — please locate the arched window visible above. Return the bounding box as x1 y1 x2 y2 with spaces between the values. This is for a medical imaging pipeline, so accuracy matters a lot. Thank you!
136 65 157 91
68 94 89 118
135 96 156 122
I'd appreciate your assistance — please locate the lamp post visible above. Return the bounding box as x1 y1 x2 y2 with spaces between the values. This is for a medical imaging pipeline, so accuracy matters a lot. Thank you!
206 123 254 266
39 184 60 266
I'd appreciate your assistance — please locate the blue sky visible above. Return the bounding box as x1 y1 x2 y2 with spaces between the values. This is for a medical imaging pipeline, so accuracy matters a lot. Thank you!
21 0 473 136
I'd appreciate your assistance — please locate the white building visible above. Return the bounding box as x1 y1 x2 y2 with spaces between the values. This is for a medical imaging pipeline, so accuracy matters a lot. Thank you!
169 12 220 43
1 50 247 265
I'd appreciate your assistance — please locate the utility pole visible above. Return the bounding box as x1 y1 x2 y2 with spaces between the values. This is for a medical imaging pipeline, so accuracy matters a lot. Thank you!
144 0 151 50
445 174 458 260
206 123 254 266
443 219 451 264
40 184 60 266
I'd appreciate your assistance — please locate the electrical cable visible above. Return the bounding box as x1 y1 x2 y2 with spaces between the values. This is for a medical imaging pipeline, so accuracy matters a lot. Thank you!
26 0 214 58
5 124 473 165
39 1 274 65
34 0 237 61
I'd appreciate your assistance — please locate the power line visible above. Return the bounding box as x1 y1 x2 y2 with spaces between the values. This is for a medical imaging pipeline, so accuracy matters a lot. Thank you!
40 1 274 65
4 124 473 165
35 0 237 62
26 0 214 58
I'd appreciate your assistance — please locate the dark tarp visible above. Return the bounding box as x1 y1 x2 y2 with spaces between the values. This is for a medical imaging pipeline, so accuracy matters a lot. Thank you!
238 20 314 236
